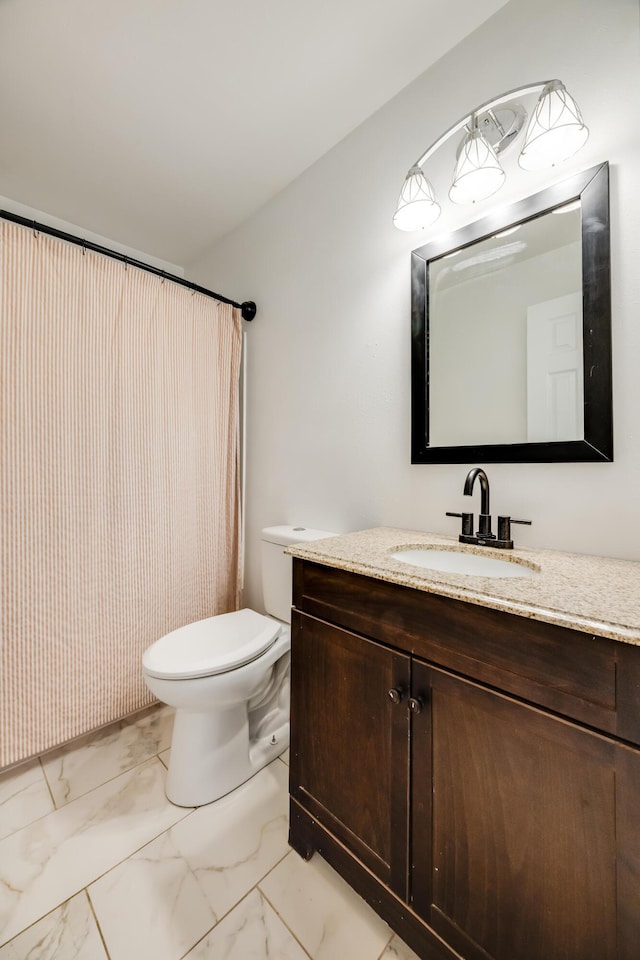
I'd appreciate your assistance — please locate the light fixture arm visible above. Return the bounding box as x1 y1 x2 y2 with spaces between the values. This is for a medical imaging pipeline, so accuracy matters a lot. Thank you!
411 80 553 171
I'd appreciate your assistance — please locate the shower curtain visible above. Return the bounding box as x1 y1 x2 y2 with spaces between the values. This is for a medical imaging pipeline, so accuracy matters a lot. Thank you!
0 221 242 768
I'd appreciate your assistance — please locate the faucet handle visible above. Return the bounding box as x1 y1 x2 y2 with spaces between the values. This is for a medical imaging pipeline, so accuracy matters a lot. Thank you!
446 511 474 537
497 516 532 542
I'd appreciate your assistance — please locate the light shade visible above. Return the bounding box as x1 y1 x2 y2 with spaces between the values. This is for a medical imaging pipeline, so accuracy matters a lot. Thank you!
519 80 589 170
393 166 441 231
449 128 505 205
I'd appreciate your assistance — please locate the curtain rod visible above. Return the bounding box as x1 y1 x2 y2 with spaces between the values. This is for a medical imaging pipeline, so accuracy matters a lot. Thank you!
0 210 257 322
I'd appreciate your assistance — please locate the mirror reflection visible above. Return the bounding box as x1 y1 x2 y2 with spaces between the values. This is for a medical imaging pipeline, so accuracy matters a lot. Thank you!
429 203 582 447
410 162 612 464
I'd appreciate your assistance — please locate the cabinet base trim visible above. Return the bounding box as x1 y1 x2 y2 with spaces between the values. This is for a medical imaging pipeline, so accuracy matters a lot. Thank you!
289 798 460 960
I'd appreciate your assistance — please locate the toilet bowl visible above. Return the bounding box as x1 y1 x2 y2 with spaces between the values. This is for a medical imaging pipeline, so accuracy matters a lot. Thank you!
142 525 335 807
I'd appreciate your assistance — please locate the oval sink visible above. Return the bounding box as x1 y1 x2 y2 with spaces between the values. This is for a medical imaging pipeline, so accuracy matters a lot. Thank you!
390 548 538 579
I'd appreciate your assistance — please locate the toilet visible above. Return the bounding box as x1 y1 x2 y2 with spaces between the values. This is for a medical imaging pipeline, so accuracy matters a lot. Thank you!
142 525 335 807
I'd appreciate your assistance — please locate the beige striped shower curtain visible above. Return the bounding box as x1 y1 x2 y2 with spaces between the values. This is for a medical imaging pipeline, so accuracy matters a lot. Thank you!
0 221 242 768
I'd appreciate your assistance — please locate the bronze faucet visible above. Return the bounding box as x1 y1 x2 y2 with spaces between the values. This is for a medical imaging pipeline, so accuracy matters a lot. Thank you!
446 466 531 549
463 466 494 540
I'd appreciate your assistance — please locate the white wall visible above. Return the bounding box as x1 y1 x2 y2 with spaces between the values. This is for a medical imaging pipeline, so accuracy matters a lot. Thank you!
0 195 183 276
188 0 640 611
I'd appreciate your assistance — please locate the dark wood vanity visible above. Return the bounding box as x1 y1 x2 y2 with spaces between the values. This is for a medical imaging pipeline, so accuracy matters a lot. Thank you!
288 557 640 960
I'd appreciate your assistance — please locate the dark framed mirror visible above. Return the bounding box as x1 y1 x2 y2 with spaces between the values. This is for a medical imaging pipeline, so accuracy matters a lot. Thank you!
411 162 612 463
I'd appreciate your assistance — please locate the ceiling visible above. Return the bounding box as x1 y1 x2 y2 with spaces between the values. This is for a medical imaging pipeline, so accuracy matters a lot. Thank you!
0 0 508 267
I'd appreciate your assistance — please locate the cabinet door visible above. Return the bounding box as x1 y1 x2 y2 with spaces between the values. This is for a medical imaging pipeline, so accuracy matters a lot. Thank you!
290 611 411 896
411 662 640 960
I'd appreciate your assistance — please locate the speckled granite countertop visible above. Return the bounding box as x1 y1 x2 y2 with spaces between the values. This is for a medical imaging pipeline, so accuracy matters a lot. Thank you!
287 527 640 646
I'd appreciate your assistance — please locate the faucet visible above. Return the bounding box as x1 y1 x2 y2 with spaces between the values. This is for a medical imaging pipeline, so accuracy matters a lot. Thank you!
446 466 532 549
463 467 494 540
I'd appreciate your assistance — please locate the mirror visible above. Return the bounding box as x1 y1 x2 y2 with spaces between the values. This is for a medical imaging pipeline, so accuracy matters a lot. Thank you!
411 162 612 463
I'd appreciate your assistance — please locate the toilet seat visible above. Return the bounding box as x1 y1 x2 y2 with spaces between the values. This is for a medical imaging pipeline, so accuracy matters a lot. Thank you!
142 608 282 680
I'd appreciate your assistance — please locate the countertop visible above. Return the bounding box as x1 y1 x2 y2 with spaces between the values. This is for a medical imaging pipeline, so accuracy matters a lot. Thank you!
286 527 640 646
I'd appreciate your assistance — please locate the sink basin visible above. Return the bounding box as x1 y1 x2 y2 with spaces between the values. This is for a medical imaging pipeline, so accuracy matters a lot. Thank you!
390 548 539 579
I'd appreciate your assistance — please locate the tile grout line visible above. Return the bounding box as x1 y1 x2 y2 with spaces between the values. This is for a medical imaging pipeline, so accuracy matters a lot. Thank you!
39 754 71 810
198 846 294 950
84 887 114 960
69 797 197 891
0 890 114 958
1 753 187 847
258 850 398 960
5 704 173 822
170 848 303 960
256 856 317 960
0 898 67 952
375 932 396 960
38 755 58 810
4 702 165 775
37 725 174 810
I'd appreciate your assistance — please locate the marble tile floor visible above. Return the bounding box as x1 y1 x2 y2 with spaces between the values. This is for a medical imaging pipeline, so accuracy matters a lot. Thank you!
0 705 419 960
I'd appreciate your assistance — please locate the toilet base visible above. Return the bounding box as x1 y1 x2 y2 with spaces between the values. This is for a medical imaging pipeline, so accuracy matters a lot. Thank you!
165 702 289 807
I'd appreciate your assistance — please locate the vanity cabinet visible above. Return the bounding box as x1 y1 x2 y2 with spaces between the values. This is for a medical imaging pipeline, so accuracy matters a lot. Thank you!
289 559 640 960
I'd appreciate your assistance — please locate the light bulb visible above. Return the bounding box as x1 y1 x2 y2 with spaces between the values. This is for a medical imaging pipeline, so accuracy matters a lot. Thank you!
393 166 441 231
449 128 505 205
519 81 589 170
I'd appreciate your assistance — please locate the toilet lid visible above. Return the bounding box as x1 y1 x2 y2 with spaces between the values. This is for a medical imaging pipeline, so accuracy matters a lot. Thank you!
142 609 282 680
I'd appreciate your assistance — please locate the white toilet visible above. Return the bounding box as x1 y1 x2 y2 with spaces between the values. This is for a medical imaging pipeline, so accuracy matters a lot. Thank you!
142 525 334 807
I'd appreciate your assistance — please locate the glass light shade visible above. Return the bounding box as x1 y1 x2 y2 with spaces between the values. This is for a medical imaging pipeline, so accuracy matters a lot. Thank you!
519 80 589 170
448 128 505 205
393 166 441 231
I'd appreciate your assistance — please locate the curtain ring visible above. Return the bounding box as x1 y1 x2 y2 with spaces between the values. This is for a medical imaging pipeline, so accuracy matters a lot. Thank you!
82 240 86 256
124 256 128 272
32 221 38 238
161 271 165 284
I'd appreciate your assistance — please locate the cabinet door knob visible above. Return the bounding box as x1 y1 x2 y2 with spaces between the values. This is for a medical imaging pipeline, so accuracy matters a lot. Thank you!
408 697 423 714
388 687 403 704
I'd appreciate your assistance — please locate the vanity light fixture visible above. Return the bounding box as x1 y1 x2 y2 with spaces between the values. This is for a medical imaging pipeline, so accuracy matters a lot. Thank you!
393 80 589 232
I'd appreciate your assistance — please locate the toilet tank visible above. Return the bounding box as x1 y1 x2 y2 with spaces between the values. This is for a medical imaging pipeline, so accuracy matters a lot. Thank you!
261 525 336 623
